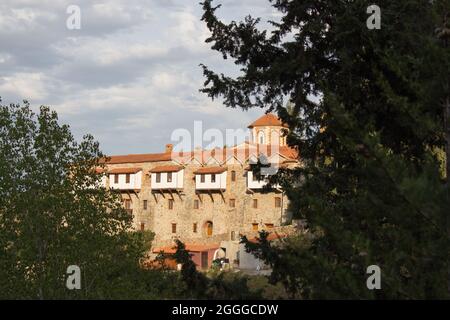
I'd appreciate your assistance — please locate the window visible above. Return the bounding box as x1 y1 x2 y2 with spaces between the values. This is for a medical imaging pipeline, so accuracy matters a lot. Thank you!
231 170 236 182
114 174 119 184
143 200 148 210
252 223 259 231
140 222 145 231
171 223 177 234
230 231 236 241
258 131 265 144
252 172 258 181
193 199 199 209
156 173 161 183
125 173 130 183
168 199 174 210
193 223 198 233
271 129 280 145
211 174 216 183
229 198 236 208
253 199 258 209
205 221 213 237
275 197 282 208
167 172 172 183
265 223 274 230
124 199 132 215
200 174 205 183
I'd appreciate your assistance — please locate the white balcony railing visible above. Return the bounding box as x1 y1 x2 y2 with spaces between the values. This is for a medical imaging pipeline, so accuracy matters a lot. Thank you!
194 167 227 190
109 168 143 190
150 166 184 190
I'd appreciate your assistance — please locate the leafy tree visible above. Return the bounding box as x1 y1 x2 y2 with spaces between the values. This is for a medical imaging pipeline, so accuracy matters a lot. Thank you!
157 239 268 299
0 99 151 299
157 240 209 299
200 0 450 299
206 271 265 299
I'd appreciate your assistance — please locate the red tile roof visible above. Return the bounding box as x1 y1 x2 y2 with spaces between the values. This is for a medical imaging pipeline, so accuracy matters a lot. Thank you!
248 113 288 128
152 243 220 254
102 152 171 164
149 165 184 173
108 167 142 174
193 166 228 174
279 145 299 159
103 141 298 167
248 232 288 243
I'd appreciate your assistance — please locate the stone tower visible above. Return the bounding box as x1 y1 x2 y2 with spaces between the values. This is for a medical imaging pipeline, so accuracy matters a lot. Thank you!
248 113 288 146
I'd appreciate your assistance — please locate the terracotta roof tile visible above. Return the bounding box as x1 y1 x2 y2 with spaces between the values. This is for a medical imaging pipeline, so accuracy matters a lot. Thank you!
248 233 287 243
108 167 142 174
152 243 220 253
193 166 228 174
248 113 288 128
103 142 298 166
102 152 171 164
279 146 299 159
149 165 184 173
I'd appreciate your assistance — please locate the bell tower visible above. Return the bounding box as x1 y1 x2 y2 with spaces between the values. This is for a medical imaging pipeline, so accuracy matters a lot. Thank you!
248 114 287 146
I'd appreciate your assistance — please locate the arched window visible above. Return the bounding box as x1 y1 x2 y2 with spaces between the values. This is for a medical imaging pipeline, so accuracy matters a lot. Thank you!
204 221 213 237
271 129 280 145
258 131 265 144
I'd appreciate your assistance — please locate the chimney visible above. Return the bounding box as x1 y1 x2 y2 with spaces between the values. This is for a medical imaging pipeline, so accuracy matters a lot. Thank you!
165 144 173 153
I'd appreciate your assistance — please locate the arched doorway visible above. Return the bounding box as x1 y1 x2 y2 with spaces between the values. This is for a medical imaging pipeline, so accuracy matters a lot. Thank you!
204 221 213 237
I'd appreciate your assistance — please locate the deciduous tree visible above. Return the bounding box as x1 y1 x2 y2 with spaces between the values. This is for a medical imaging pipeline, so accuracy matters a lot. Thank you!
0 99 151 299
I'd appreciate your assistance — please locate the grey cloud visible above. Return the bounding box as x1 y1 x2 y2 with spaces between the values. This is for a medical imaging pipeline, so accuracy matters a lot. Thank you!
0 0 276 155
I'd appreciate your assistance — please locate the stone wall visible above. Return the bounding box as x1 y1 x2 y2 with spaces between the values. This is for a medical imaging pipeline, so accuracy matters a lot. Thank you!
105 161 292 248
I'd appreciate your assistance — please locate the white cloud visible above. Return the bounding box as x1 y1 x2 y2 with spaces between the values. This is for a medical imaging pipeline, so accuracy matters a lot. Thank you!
53 38 169 66
0 0 274 154
0 72 50 100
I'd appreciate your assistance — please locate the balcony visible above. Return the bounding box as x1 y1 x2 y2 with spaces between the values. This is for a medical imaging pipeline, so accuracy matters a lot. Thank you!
247 171 268 189
109 167 143 190
150 165 184 190
194 167 227 190
247 170 280 190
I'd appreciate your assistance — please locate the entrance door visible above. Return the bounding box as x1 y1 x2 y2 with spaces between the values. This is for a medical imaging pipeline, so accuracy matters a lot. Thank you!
201 252 208 269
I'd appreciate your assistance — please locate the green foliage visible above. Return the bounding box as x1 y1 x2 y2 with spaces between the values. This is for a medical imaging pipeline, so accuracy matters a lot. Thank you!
0 100 153 299
0 100 284 300
171 239 209 299
201 0 450 299
156 239 291 300
246 274 291 300
206 271 264 299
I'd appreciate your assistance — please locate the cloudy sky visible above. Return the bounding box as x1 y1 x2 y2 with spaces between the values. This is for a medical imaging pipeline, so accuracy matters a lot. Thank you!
0 0 281 155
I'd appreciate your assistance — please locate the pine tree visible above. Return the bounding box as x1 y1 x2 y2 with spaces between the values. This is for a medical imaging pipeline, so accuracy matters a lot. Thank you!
200 0 450 298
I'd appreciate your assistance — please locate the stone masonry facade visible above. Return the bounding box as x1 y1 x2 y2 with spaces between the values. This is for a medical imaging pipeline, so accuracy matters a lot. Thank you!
102 114 299 249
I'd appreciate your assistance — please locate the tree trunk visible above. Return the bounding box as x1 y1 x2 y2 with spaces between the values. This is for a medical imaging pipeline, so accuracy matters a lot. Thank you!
445 97 450 295
446 98 450 183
